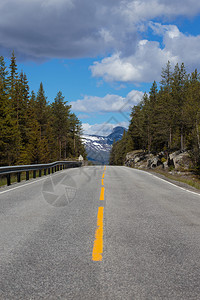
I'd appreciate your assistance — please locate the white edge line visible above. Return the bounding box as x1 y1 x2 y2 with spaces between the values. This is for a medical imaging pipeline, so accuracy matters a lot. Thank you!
151 175 200 196
0 169 68 195
126 167 200 197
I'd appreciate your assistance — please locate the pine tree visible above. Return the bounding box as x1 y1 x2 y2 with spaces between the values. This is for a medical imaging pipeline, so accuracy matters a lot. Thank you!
160 60 172 93
171 63 188 150
109 139 116 165
20 90 49 164
69 113 82 157
183 70 200 169
160 61 175 149
128 103 145 150
51 91 71 159
141 93 151 152
0 56 8 93
0 76 21 165
35 82 49 138
8 51 19 120
16 71 30 145
0 54 86 166
8 51 18 92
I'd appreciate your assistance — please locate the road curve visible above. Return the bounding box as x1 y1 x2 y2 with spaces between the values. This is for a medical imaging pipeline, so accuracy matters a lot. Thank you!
0 166 200 299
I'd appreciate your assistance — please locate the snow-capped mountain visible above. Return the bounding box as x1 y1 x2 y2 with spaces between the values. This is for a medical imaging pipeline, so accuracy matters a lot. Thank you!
82 126 126 164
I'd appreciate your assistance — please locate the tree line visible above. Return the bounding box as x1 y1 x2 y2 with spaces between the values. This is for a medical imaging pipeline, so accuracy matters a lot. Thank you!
110 61 200 170
0 51 86 166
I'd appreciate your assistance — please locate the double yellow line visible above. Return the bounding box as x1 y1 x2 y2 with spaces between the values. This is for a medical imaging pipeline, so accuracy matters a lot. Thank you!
92 166 106 261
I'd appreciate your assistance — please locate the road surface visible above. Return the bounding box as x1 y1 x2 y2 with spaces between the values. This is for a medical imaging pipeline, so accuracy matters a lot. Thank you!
0 166 200 299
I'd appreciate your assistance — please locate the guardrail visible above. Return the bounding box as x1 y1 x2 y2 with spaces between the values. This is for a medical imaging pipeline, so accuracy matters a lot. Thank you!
0 161 82 186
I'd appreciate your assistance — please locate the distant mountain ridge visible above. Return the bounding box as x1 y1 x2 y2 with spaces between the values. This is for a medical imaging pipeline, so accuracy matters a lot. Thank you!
82 126 126 164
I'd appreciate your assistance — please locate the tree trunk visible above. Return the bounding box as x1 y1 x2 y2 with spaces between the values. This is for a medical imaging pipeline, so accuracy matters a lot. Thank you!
196 119 200 150
63 139 66 159
59 139 62 160
169 126 172 149
180 125 184 151
148 125 151 153
74 134 76 155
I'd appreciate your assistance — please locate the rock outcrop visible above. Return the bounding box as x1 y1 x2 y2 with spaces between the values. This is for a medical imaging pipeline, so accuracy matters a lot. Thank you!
125 150 193 171
168 151 192 170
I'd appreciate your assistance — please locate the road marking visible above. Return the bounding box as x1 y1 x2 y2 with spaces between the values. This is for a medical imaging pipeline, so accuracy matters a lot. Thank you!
0 176 49 195
125 167 200 198
102 173 105 179
0 169 72 195
104 166 106 171
151 174 200 196
100 187 104 200
92 207 104 261
102 179 104 186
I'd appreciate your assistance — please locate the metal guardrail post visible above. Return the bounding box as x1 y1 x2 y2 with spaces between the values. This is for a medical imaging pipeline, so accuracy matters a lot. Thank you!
17 172 21 183
7 174 11 186
0 161 82 186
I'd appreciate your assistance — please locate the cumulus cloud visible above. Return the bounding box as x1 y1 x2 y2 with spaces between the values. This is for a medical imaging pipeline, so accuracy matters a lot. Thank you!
90 22 200 83
70 90 144 112
118 0 200 23
1 0 200 60
90 41 174 83
0 0 135 59
82 121 129 136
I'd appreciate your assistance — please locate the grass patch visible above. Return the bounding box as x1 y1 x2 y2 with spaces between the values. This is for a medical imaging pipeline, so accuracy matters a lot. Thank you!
150 169 200 190
0 170 45 188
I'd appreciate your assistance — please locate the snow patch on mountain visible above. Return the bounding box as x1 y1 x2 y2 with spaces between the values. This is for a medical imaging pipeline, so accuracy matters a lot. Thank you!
82 126 126 164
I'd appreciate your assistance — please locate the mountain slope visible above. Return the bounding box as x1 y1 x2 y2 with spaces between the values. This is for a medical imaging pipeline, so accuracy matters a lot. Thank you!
82 126 126 164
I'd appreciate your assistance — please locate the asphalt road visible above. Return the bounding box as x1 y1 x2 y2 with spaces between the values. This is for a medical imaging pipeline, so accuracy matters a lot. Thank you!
0 166 200 299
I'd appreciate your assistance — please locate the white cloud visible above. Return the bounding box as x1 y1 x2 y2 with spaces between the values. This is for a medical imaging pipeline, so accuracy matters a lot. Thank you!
119 0 200 22
70 90 144 113
77 114 90 119
149 22 180 38
82 122 128 135
90 41 172 83
1 0 200 60
90 22 200 83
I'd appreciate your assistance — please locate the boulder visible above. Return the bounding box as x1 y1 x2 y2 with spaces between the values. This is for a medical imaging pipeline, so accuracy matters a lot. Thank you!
169 151 193 171
163 161 169 170
125 151 164 169
125 149 193 171
147 155 163 168
125 150 148 168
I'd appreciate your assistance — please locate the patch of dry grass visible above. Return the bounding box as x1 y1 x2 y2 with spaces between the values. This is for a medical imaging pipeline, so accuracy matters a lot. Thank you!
0 170 41 188
150 169 200 190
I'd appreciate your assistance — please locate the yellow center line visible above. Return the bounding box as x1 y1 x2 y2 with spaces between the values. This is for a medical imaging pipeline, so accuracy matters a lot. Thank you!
92 207 104 261
92 168 106 262
100 187 104 200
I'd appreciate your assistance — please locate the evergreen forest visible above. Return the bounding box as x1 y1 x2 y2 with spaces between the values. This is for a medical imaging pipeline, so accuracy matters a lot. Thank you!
0 52 86 166
110 61 200 171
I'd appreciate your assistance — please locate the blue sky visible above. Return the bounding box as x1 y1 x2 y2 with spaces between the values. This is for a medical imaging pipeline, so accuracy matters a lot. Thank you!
1 0 200 135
